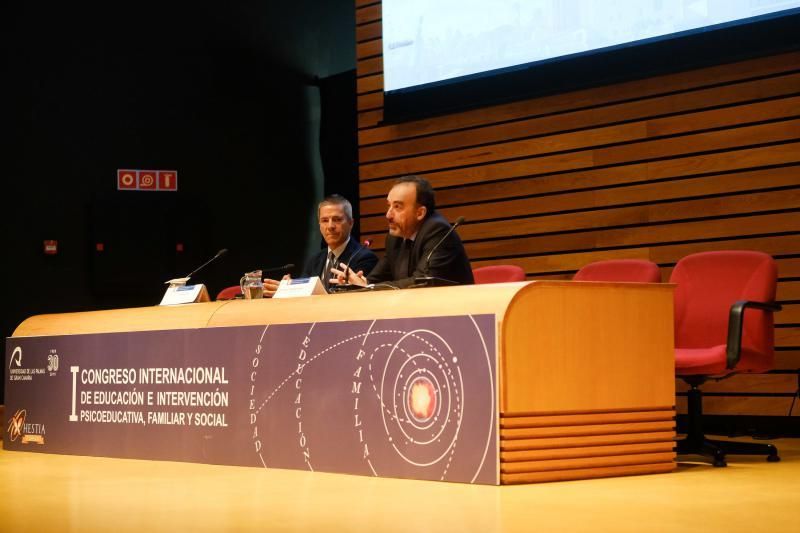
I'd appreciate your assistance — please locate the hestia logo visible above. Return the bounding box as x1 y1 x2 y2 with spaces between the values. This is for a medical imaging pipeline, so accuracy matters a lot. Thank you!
7 409 25 442
6 408 45 445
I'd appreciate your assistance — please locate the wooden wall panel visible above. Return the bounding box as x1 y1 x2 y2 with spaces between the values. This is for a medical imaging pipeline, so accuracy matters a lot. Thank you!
357 74 382 95
359 78 800 162
356 22 381 43
359 50 800 142
354 2 800 418
356 39 381 60
359 141 800 198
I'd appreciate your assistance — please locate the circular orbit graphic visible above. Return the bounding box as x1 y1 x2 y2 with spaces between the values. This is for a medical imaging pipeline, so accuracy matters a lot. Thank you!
379 329 464 467
247 316 495 483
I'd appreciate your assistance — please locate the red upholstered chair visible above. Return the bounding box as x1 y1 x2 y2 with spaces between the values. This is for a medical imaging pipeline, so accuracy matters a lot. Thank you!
472 265 526 284
573 259 661 282
216 285 242 301
671 251 782 466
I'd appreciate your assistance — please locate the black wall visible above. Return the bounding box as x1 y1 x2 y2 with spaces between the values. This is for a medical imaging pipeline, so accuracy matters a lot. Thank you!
3 3 357 394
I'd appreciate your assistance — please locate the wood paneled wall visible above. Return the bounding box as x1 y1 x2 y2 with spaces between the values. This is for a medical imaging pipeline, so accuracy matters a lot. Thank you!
354 1 799 417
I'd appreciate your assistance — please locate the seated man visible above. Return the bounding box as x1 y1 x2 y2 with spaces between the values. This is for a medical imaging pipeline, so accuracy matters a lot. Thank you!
264 194 377 296
333 175 473 288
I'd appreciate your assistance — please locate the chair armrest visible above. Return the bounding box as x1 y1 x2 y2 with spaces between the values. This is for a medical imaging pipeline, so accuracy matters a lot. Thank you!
725 300 783 369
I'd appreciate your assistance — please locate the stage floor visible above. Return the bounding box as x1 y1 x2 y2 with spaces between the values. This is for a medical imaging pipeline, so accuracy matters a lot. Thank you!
1 438 798 532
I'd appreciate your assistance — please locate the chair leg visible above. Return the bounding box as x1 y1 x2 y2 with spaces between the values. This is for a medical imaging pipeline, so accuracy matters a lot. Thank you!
676 384 727 466
676 379 780 466
676 437 727 467
707 438 780 462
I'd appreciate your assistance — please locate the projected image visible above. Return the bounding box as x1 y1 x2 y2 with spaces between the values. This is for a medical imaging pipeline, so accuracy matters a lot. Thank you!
383 0 800 93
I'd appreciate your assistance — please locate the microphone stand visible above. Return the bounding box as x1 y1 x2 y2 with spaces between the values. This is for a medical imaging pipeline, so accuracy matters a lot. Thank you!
165 248 228 286
329 240 373 293
161 248 229 305
412 216 465 288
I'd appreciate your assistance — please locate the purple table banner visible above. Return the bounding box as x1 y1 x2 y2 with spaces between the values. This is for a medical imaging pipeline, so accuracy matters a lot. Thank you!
6 314 498 484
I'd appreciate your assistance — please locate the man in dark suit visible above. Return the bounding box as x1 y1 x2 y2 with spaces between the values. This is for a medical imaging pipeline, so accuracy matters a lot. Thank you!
332 176 473 289
264 194 377 295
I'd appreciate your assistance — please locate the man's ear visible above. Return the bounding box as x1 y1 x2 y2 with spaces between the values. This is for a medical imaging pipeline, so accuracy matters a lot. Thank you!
416 205 427 221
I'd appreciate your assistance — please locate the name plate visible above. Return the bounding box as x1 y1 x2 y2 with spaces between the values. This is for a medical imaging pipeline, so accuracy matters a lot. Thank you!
273 277 327 299
159 284 210 305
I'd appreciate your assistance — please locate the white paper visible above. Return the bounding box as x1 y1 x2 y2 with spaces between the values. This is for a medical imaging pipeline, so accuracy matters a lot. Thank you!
160 284 206 306
273 277 327 299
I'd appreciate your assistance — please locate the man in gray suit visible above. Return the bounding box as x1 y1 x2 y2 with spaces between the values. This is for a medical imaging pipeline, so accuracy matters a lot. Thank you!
264 194 377 296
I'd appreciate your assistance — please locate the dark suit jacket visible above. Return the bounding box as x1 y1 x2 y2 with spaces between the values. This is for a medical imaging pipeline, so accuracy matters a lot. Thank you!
367 212 473 288
302 237 378 282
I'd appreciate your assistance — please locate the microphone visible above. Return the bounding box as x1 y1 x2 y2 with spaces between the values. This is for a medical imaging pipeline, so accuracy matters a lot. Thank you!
414 216 465 287
422 216 465 276
166 248 228 285
329 239 373 293
344 239 372 280
186 248 228 279
261 263 295 274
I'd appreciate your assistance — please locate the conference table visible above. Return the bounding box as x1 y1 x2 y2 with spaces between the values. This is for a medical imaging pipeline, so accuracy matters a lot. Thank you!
5 281 676 485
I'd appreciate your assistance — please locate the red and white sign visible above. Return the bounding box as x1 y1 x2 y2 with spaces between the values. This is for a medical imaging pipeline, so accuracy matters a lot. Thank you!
117 169 179 191
138 171 157 190
43 240 58 255
158 171 178 190
117 170 137 190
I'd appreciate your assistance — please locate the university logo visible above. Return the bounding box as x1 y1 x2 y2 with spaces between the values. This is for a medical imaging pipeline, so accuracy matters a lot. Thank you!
9 346 22 369
8 346 47 382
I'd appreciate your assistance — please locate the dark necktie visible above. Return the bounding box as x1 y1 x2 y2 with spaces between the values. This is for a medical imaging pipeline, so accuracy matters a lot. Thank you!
322 251 335 290
396 239 413 279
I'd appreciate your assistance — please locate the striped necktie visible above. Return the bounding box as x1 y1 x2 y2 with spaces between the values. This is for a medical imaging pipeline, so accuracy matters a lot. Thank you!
322 251 335 290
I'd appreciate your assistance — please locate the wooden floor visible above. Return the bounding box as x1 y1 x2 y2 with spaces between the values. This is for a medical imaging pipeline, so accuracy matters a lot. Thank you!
1 438 798 532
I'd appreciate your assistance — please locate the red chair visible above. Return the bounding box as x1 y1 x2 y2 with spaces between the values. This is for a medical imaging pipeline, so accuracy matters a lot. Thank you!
472 265 526 284
216 285 242 301
671 251 782 466
573 259 661 282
